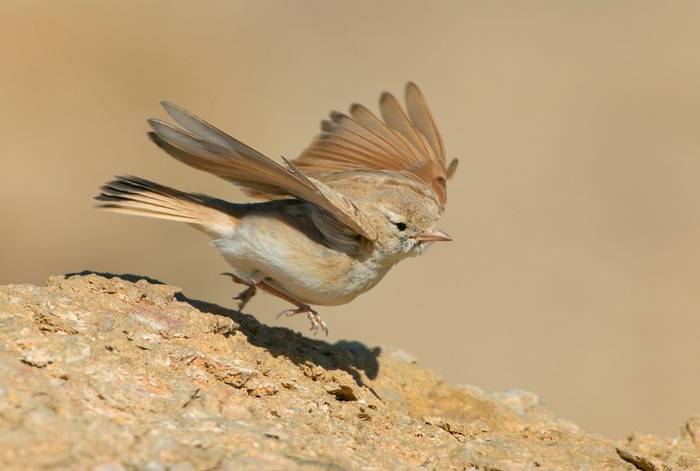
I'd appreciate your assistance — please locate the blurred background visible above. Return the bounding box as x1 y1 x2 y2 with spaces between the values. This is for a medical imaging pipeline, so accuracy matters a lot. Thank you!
1 0 699 438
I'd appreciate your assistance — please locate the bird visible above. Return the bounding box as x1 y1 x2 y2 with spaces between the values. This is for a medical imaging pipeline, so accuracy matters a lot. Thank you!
96 82 458 335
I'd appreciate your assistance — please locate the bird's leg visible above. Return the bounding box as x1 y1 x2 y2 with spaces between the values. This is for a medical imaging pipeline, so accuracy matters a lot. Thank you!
221 272 257 310
221 273 327 335
256 280 328 336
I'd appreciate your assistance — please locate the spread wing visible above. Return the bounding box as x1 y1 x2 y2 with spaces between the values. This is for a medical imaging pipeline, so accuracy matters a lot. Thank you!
290 82 458 206
147 102 375 240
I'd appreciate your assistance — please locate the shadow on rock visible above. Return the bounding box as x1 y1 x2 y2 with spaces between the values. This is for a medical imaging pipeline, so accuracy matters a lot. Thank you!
67 271 381 390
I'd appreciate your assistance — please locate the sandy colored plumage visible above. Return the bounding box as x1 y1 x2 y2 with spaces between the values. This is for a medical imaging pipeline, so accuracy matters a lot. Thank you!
97 83 456 334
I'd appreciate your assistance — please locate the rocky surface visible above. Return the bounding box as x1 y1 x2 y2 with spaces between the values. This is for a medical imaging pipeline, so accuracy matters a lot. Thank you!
0 274 698 470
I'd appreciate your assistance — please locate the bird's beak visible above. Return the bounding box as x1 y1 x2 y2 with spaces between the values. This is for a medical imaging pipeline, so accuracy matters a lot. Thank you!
412 229 452 242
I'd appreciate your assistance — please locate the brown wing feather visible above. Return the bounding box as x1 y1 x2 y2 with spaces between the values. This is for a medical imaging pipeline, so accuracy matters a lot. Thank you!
379 91 433 160
291 83 456 206
404 82 445 163
148 103 375 240
349 104 423 163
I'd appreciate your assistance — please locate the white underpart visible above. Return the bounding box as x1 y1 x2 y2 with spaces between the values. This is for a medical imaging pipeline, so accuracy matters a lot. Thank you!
211 216 390 306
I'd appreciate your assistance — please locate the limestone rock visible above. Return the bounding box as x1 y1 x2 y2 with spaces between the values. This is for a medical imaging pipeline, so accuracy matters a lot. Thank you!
0 274 697 470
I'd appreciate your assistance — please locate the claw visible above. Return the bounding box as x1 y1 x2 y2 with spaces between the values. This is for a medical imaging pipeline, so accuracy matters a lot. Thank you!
233 285 257 310
276 305 328 336
222 272 257 310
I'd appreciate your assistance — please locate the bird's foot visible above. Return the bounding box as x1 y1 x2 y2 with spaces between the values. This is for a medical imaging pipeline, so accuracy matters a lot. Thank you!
221 272 257 310
233 285 257 310
276 304 328 336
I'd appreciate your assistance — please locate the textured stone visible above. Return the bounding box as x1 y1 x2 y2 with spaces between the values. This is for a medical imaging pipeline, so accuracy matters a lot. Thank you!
0 274 696 470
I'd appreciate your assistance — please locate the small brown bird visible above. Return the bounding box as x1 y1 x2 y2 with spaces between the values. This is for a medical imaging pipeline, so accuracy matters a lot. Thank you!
97 83 457 334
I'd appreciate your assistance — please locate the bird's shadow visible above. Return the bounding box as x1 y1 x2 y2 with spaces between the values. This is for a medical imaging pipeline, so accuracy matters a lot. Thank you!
67 271 381 391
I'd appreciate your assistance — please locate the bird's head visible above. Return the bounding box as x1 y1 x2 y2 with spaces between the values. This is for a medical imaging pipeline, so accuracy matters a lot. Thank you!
364 183 451 263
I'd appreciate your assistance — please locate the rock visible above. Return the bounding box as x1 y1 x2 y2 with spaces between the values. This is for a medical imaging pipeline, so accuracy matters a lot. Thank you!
616 425 700 471
0 273 697 470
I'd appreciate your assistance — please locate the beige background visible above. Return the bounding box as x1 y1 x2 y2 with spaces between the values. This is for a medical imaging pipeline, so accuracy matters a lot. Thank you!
1 1 699 438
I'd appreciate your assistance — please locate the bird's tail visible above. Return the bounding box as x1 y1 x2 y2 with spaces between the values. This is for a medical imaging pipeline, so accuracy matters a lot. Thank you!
95 176 240 237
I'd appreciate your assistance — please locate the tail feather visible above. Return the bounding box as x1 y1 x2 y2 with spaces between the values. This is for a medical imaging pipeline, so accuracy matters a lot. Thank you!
96 176 239 236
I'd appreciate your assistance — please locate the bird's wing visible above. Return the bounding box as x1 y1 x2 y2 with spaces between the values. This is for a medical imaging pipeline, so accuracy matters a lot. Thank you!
148 102 375 240
289 82 458 206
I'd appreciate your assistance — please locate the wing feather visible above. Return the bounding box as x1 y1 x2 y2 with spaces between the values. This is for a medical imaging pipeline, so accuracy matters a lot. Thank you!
148 106 374 240
291 83 456 206
348 104 422 161
405 82 445 162
379 92 433 160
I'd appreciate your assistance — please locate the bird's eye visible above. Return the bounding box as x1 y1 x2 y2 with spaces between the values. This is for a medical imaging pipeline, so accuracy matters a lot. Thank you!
394 222 407 231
